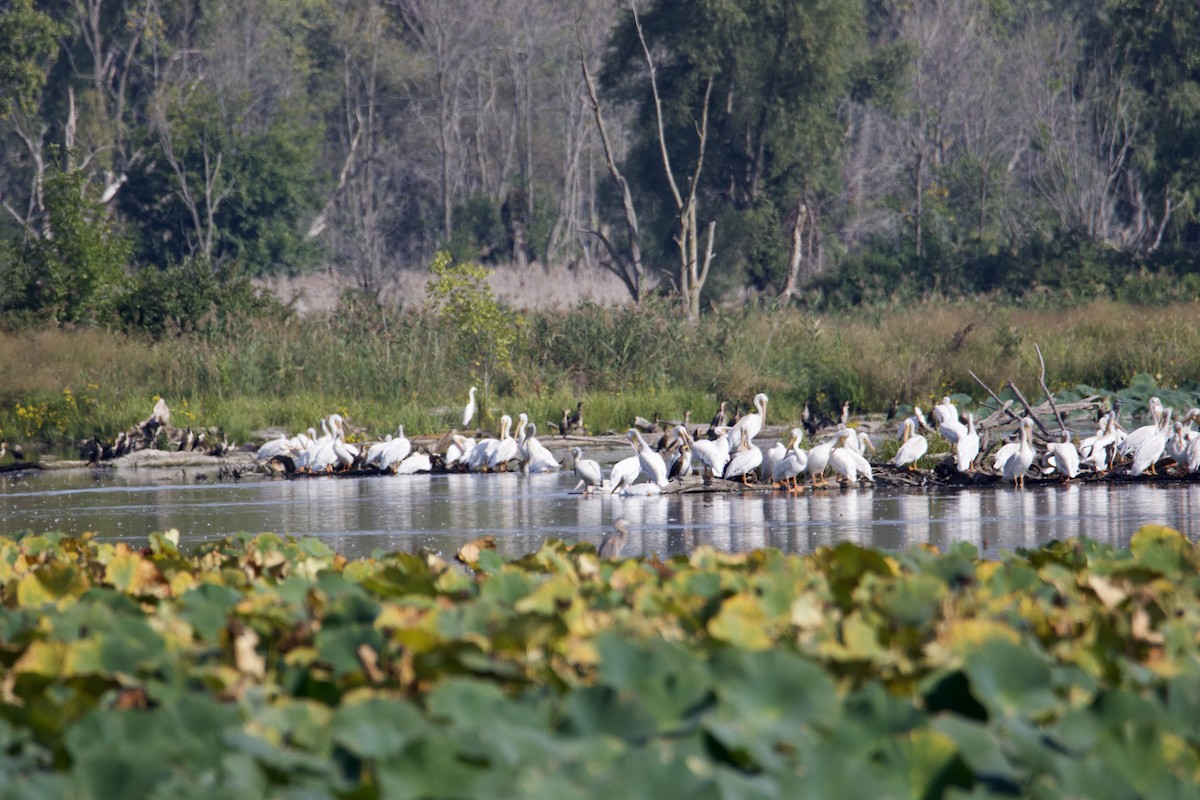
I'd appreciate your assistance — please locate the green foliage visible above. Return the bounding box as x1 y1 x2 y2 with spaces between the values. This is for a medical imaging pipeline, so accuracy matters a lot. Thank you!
0 0 64 118
1 527 1200 795
1 162 131 325
111 257 287 338
426 251 523 405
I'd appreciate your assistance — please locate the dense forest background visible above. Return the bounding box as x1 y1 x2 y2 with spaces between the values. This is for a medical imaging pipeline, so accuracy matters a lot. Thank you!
2 0 1199 329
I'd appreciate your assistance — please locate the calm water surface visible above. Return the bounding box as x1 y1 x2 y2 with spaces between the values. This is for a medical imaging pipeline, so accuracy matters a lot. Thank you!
2 468 1198 559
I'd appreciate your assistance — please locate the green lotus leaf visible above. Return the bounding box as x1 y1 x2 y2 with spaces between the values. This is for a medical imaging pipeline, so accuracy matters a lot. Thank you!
178 582 242 643
331 695 428 759
931 714 1024 789
314 623 385 677
594 633 711 730
811 541 896 611
479 567 536 605
962 639 1058 720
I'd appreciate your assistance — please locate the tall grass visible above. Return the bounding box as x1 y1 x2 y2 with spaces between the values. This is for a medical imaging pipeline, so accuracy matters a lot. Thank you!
3 298 1200 445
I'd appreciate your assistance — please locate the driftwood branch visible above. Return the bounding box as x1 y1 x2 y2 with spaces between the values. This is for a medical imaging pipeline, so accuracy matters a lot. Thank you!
1034 343 1067 435
1006 381 1052 438
968 370 1021 427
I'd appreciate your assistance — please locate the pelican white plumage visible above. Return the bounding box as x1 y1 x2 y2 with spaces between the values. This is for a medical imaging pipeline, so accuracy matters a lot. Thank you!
379 425 412 471
444 434 476 468
463 387 478 428
933 397 967 444
890 418 928 470
772 428 807 490
1003 418 1035 488
571 447 603 493
628 428 668 487
1131 407 1172 476
1044 432 1080 480
728 393 768 452
956 413 980 472
255 436 294 463
523 423 561 472
760 440 787 484
723 439 763 485
666 426 692 480
1167 421 1189 470
608 455 642 493
689 427 731 481
394 451 433 475
487 415 518 471
1116 397 1165 460
829 429 873 483
365 434 392 467
806 435 837 486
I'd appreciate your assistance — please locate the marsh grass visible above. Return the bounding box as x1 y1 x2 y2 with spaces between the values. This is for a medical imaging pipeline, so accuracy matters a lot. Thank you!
3 298 1200 446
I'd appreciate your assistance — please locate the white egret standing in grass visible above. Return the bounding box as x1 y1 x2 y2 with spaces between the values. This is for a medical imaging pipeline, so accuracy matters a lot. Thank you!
463 387 477 428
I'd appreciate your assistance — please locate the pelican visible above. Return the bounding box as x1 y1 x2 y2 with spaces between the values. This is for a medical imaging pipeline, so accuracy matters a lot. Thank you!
1079 413 1121 472
463 387 478 428
1116 397 1165 460
724 438 763 485
689 427 731 481
598 519 630 559
956 413 980 472
728 393 768 452
897 406 930 438
608 455 642 493
1131 408 1172 477
772 428 808 490
571 447 603 493
523 423 561 472
394 451 433 475
628 428 668 487
365 434 393 467
889 418 928 470
254 435 295 464
514 413 531 463
444 433 476 468
829 429 873 483
487 415 518 471
379 426 412 471
1043 432 1080 480
933 397 967 444
760 440 788 485
1002 418 1036 488
806 435 837 486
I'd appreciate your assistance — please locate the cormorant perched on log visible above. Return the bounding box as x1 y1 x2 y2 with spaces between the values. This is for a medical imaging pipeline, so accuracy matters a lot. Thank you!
709 401 727 431
567 402 584 434
560 408 570 438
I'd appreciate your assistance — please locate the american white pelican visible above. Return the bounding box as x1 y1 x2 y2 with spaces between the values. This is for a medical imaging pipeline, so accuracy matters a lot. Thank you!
956 413 980 472
890 418 928 470
365 434 392 467
394 451 433 475
933 397 967 444
1131 408 1172 476
1044 432 1080 479
1002 418 1035 488
896 406 930 438
689 427 731 481
598 518 629 559
523 424 561 472
608 455 642 493
760 440 788 485
628 428 668 487
724 438 763 485
806 435 837 486
444 433 476 468
571 447 603 493
379 426 412 471
487 415 518 471
463 387 477 428
728 393 768 452
772 429 808 490
1116 397 1165 460
255 436 294 463
514 413 531 463
829 429 873 483
1079 412 1121 472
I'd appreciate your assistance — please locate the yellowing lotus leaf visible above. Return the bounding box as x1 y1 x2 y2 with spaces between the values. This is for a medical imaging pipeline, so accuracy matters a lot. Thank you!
16 563 89 607
514 574 576 616
105 546 160 595
708 593 773 651
13 640 68 677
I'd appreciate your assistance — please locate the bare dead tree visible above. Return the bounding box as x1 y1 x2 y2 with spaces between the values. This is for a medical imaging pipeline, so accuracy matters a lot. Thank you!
577 24 644 303
631 3 715 320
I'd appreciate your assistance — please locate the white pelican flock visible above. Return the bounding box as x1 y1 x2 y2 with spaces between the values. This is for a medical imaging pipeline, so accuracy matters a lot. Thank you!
252 388 1200 493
